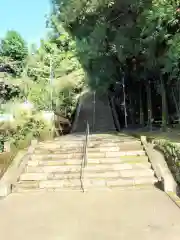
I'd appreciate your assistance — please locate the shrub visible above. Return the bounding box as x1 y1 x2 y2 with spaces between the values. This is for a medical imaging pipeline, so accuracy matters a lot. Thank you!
0 102 54 150
153 139 180 185
0 135 4 152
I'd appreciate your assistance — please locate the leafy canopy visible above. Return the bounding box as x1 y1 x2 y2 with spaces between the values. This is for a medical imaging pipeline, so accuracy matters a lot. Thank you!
0 30 28 61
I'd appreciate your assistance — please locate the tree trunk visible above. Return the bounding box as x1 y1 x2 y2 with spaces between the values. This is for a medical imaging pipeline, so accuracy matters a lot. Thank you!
160 76 167 131
129 93 135 125
139 83 144 126
146 80 152 131
171 87 180 123
122 75 128 128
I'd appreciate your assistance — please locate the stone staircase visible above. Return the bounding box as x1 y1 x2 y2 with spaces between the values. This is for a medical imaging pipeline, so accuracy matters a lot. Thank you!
14 133 158 192
72 92 116 133
83 134 157 189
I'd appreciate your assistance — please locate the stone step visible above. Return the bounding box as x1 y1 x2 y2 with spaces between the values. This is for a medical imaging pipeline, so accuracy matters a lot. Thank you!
30 153 83 160
89 137 138 142
85 163 152 172
83 177 157 189
25 163 153 175
88 155 149 164
88 136 138 141
88 141 142 147
14 188 81 193
27 159 82 166
20 172 81 181
33 145 142 154
14 180 81 192
21 171 154 181
26 165 81 173
30 150 145 161
14 182 156 193
40 136 85 142
36 143 84 150
16 176 157 192
84 168 152 179
87 150 145 158
39 180 82 189
119 168 154 178
37 142 83 147
87 145 143 152
105 177 158 188
27 157 150 167
33 148 83 154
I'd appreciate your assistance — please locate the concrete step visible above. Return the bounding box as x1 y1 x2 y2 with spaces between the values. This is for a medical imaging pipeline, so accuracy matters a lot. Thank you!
15 175 157 192
87 145 143 152
88 155 149 164
87 150 145 158
30 150 145 161
20 172 81 181
14 180 81 192
26 163 153 176
119 168 154 178
27 159 82 166
21 171 155 182
36 143 84 150
26 165 81 173
82 177 157 189
88 141 142 147
85 163 152 172
83 168 152 179
30 153 83 160
88 136 136 140
88 136 139 141
27 157 150 167
37 139 83 144
34 148 83 154
105 177 158 188
34 145 143 154
39 180 82 189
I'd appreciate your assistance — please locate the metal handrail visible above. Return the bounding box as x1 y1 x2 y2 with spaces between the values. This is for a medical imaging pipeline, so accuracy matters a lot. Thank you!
80 121 89 192
83 121 89 167
93 91 96 132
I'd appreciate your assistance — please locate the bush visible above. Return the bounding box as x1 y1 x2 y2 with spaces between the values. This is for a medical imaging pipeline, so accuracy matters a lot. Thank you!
10 111 53 148
0 135 4 152
0 102 54 150
153 139 180 185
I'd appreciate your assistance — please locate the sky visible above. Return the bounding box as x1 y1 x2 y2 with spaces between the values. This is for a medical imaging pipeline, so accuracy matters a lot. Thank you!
0 0 51 46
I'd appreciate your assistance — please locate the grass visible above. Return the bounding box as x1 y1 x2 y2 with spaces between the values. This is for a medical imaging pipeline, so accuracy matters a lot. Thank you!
126 128 180 143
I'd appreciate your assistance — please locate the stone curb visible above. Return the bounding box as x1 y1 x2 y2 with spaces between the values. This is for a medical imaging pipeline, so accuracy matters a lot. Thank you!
166 191 180 208
0 139 38 197
140 136 180 207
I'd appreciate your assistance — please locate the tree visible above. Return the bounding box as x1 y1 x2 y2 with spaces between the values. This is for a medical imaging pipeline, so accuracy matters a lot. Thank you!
50 0 180 130
0 30 28 61
0 31 28 77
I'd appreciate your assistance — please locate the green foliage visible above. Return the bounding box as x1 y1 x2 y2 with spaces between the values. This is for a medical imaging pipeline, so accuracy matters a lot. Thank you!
0 104 54 150
0 31 28 77
0 23 85 148
24 26 85 117
10 112 47 148
154 139 180 184
48 0 180 131
0 30 28 61
51 0 180 85
0 135 5 152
